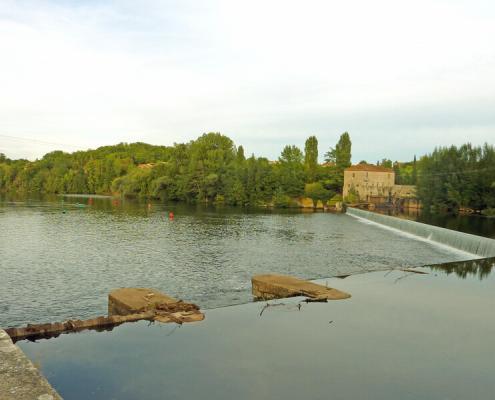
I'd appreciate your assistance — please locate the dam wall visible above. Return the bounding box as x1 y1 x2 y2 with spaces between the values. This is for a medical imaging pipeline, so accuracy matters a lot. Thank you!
346 207 495 258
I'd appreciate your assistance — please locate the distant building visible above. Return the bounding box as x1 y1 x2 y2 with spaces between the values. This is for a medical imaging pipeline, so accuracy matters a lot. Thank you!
343 164 395 201
343 163 418 207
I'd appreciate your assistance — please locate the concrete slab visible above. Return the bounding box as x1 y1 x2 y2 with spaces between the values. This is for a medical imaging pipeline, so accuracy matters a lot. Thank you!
108 288 178 315
252 274 351 300
108 288 205 323
0 329 62 400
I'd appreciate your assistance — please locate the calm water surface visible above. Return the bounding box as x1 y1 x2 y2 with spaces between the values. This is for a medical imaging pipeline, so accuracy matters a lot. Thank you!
18 258 495 400
0 196 473 327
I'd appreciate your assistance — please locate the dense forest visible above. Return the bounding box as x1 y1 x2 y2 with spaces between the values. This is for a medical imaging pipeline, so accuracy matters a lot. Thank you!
0 133 352 207
416 144 495 214
1 135 494 213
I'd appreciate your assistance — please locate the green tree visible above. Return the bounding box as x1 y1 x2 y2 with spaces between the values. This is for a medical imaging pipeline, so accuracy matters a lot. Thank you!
304 182 330 205
323 132 352 193
412 155 417 185
304 136 318 182
324 132 352 171
236 145 245 163
277 145 305 197
379 159 393 168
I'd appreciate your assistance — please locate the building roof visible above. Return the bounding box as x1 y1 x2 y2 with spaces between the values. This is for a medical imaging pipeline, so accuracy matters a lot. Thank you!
345 164 394 173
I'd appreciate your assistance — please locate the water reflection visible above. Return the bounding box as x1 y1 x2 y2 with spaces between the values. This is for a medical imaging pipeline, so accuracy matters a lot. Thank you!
428 257 495 280
17 268 495 400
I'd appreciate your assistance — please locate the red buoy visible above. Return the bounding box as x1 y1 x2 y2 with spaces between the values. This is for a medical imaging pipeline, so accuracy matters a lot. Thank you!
169 211 174 220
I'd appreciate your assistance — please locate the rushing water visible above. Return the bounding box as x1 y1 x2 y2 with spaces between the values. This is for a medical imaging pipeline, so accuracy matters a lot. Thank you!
347 208 495 257
0 195 475 327
378 208 495 239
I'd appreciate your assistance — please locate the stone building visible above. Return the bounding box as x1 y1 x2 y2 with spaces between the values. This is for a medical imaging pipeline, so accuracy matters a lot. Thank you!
343 164 418 207
343 164 395 201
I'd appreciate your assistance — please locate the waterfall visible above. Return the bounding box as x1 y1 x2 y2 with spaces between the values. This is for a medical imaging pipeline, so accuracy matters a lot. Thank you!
346 207 495 258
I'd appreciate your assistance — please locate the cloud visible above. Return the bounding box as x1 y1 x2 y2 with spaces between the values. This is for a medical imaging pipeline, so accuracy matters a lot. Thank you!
0 0 494 161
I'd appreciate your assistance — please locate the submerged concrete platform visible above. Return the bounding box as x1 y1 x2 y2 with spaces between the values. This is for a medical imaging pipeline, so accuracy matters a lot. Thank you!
6 288 204 343
108 288 177 314
0 329 62 400
252 274 351 300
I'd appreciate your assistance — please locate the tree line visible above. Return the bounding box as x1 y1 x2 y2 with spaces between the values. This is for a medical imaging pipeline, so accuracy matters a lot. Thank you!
416 143 495 214
0 133 352 207
2 135 494 213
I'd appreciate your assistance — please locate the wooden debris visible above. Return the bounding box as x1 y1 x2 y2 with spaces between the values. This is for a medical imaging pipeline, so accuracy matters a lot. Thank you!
400 268 429 274
301 297 328 303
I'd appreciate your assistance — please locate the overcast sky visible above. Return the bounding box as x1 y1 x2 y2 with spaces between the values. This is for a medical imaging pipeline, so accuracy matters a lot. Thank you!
1 0 494 162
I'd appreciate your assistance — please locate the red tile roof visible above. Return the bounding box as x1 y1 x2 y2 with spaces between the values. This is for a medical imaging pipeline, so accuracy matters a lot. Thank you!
345 164 394 173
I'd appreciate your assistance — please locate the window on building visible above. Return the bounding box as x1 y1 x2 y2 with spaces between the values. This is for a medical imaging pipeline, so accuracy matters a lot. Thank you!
352 173 355 178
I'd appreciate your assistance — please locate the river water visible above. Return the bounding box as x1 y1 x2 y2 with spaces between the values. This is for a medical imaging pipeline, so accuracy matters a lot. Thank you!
18 259 495 400
0 195 474 327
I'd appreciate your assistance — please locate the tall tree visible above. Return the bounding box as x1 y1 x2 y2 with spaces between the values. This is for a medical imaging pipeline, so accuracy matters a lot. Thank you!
236 145 245 163
324 132 352 171
277 145 305 197
304 136 318 182
412 155 417 185
324 132 352 193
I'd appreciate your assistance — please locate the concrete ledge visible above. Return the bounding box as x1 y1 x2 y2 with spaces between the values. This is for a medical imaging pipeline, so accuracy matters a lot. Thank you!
108 288 204 323
0 329 62 400
252 274 351 300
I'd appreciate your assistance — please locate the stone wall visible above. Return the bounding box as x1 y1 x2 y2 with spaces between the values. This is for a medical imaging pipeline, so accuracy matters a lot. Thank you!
343 169 395 200
0 329 62 400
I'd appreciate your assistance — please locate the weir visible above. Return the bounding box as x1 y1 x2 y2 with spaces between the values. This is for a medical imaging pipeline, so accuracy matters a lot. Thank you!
346 207 495 258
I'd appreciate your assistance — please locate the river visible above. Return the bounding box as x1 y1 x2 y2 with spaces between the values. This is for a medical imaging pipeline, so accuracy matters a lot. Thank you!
0 195 477 327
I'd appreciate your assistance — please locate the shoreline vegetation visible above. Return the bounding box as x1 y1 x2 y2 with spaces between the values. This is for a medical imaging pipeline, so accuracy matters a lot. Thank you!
1 133 494 215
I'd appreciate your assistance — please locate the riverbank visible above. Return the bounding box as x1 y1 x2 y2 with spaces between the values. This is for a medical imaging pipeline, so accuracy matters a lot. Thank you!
12 258 495 400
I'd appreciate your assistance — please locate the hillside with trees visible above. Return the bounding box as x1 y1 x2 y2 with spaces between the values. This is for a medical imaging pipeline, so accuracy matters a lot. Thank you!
0 132 352 207
2 134 494 214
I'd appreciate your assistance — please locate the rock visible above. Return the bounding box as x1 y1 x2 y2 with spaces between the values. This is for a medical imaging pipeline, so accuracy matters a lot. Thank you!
252 274 351 301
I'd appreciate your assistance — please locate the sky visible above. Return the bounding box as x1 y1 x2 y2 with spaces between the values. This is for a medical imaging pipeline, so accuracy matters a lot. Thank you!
0 0 494 162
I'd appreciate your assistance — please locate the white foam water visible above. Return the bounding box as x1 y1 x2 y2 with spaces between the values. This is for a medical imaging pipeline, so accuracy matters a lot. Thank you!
347 208 495 258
